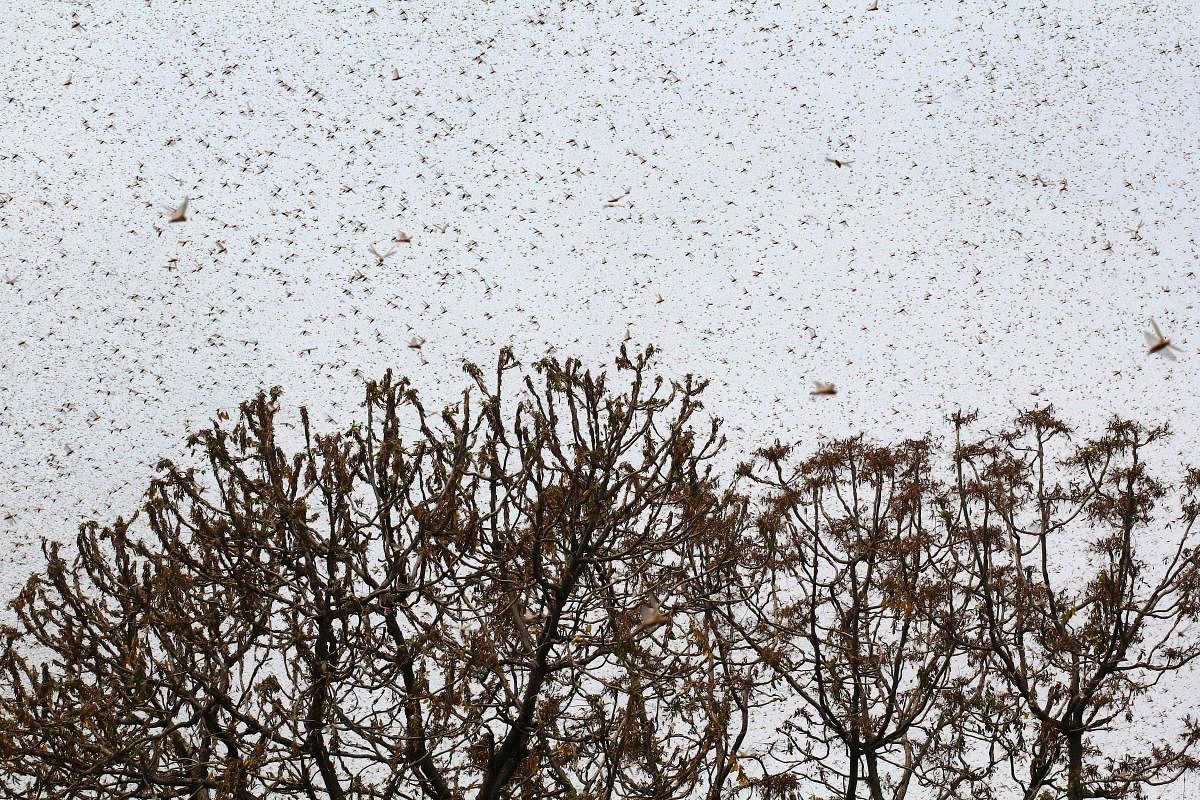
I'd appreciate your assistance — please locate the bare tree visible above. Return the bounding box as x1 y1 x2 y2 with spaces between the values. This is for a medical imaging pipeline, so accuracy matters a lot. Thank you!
948 408 1200 800
0 346 764 800
7 348 1200 800
732 435 997 800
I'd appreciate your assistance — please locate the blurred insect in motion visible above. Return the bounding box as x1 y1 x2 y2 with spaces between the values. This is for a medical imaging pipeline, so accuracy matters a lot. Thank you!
369 243 396 265
605 187 630 204
810 381 838 396
1145 318 1182 361
633 596 672 636
167 197 188 223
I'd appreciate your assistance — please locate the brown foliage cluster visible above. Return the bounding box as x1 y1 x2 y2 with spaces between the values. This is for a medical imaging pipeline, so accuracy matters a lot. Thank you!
3 346 1200 800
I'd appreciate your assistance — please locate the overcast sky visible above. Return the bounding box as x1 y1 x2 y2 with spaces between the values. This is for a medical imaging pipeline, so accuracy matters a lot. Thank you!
1 0 1197 592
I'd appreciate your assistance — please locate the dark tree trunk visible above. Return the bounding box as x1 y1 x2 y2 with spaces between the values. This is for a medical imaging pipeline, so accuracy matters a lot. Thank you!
865 750 886 800
846 751 860 800
1066 730 1085 800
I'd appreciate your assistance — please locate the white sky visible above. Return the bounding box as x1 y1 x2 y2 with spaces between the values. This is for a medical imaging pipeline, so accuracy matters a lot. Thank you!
1 0 1197 596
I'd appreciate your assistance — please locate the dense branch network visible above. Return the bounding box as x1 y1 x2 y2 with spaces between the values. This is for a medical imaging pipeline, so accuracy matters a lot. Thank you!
2 347 1199 800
